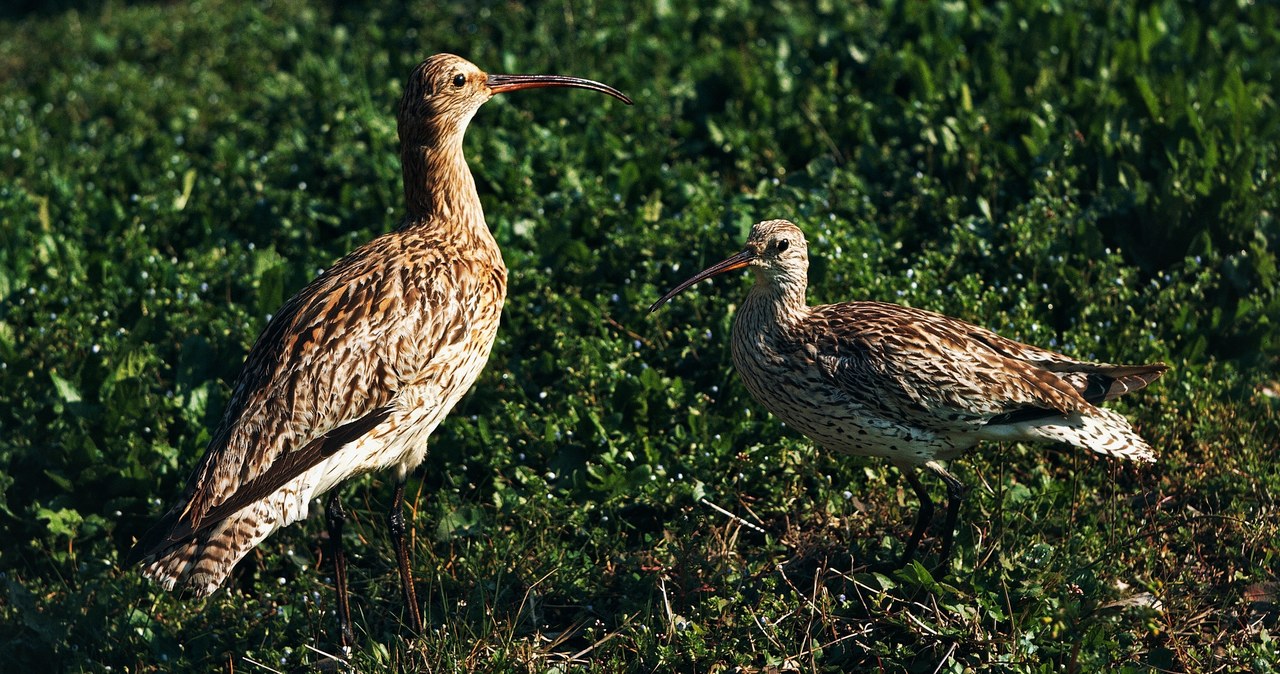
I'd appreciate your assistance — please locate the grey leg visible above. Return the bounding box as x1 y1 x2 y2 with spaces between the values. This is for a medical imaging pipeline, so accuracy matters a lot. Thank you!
388 480 423 633
926 460 967 575
326 491 355 649
897 468 936 569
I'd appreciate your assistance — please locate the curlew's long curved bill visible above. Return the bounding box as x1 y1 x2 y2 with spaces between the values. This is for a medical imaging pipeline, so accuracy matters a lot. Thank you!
648 250 755 313
487 73 633 105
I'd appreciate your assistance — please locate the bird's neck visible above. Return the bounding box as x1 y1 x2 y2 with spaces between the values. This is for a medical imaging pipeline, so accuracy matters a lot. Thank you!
742 274 809 333
400 136 485 231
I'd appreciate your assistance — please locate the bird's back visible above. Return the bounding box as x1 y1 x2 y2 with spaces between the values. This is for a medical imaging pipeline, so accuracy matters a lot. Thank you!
731 298 1164 464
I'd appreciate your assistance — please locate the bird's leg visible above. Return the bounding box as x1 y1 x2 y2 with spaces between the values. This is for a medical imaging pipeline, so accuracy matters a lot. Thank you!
388 480 423 634
926 460 968 576
325 492 355 650
896 468 936 570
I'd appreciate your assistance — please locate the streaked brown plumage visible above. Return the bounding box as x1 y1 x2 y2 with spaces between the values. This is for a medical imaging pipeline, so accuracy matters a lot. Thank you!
650 219 1165 571
128 54 630 645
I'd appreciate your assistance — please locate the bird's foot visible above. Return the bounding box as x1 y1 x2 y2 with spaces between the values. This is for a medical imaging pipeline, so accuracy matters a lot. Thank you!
857 555 953 581
861 558 908 575
311 644 355 673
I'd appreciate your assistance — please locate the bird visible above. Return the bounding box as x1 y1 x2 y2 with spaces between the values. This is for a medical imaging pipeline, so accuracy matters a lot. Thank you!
127 53 631 648
649 219 1165 573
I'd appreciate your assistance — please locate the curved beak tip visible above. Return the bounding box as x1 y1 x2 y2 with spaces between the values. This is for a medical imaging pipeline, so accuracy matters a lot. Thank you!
647 251 753 314
486 73 632 105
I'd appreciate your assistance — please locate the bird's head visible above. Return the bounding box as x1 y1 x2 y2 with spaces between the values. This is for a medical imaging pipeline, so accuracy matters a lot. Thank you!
649 219 809 313
397 53 631 146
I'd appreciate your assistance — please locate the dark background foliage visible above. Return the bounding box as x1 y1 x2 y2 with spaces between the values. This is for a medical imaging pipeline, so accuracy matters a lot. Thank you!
0 0 1276 671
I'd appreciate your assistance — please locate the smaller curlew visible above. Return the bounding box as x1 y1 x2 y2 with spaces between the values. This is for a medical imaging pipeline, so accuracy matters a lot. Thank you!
128 54 630 649
650 219 1165 572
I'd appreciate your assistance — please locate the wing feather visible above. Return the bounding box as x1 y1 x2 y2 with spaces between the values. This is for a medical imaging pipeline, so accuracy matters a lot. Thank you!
809 301 1093 424
130 227 462 561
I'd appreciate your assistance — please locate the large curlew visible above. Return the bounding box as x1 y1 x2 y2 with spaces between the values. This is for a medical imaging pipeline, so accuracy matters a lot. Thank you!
650 219 1165 572
128 53 631 647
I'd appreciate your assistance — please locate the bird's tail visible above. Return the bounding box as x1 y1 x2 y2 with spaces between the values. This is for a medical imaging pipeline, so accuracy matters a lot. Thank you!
1049 362 1168 404
1098 364 1167 401
134 498 291 597
1012 407 1158 463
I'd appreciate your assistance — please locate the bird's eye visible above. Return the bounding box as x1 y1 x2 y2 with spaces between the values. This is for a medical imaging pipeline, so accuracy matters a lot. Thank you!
452 74 467 88
776 239 790 252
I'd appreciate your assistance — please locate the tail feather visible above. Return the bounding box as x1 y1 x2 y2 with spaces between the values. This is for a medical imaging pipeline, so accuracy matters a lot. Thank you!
1051 362 1167 405
984 407 1157 463
135 489 306 596
1100 364 1168 402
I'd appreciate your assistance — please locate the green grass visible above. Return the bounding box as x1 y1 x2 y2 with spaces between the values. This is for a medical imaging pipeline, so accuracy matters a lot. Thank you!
1 0 1278 671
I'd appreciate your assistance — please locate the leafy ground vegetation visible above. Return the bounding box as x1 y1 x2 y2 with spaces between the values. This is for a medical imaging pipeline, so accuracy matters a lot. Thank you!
1 0 1278 671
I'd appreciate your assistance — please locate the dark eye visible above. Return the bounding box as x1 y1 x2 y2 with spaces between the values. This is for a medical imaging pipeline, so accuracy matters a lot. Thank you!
776 239 790 252
452 74 467 88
